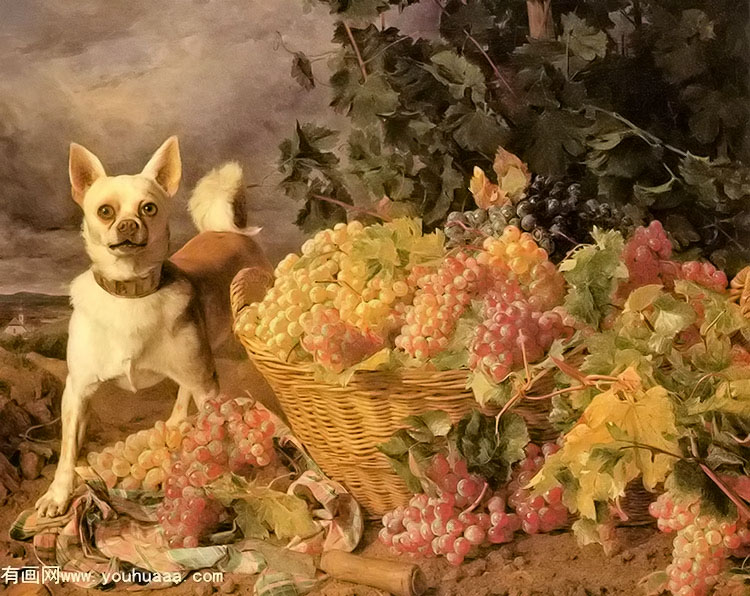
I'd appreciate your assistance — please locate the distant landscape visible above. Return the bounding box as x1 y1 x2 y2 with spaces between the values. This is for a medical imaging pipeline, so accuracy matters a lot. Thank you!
0 293 70 359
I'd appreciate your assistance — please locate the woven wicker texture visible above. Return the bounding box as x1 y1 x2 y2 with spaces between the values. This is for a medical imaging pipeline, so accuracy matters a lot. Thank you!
620 480 656 526
240 335 476 514
730 266 750 316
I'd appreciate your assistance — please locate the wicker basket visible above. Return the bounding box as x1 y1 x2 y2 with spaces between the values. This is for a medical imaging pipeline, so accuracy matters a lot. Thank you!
230 268 561 515
239 335 478 514
730 266 750 315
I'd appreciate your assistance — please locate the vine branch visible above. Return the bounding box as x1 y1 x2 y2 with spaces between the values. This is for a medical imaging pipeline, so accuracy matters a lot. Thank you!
343 22 368 82
464 31 516 97
312 194 390 221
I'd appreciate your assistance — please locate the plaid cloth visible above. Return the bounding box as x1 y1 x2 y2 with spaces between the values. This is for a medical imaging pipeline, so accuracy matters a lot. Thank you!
11 402 363 594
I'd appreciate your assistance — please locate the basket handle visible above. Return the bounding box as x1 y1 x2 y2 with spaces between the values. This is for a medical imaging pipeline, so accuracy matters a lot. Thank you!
230 266 274 321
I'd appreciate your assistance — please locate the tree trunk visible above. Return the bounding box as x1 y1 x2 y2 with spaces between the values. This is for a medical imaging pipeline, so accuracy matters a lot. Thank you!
527 0 554 40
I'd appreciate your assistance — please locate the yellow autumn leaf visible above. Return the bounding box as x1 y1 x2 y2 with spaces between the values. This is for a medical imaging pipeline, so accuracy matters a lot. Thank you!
469 166 506 209
533 422 634 519
583 370 679 489
500 167 530 201
532 367 680 522
623 284 664 313
492 147 531 201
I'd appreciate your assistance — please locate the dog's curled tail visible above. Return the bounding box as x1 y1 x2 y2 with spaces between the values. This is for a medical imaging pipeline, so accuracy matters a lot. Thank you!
188 162 260 235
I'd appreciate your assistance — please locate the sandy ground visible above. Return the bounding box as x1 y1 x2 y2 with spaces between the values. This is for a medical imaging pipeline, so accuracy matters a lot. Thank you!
0 354 675 596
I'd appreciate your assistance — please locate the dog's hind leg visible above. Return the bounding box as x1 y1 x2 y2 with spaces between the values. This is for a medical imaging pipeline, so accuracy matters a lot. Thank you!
36 375 98 517
167 386 193 427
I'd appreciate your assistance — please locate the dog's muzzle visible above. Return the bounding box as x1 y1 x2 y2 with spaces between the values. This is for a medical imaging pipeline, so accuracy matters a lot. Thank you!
110 218 148 250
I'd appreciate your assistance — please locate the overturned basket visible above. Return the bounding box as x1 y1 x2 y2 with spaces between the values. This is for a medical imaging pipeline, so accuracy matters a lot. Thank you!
230 268 562 516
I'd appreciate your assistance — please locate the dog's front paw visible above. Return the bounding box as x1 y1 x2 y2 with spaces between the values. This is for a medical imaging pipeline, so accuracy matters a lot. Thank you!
35 480 73 518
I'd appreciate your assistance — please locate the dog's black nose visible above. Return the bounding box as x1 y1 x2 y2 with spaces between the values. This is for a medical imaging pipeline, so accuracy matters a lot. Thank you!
117 219 140 235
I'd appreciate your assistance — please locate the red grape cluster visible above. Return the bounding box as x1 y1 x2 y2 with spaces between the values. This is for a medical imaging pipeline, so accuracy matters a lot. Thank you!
663 260 728 293
157 397 277 548
622 220 673 286
379 444 568 565
379 454 519 565
396 252 490 360
621 221 727 295
397 226 568 363
507 443 568 534
300 306 384 373
649 492 750 596
469 293 574 382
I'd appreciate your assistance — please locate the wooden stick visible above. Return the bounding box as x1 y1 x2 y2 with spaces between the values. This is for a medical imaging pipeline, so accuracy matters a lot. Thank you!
320 550 427 596
237 540 427 596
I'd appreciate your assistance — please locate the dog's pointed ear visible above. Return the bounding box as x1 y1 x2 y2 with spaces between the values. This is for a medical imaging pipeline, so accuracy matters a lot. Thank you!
69 143 106 206
141 136 181 197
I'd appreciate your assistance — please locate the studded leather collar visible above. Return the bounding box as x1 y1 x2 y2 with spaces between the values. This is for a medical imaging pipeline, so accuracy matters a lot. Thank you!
93 266 163 298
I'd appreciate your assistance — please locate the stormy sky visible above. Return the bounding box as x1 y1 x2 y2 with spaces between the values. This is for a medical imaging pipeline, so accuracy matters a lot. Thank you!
0 0 439 294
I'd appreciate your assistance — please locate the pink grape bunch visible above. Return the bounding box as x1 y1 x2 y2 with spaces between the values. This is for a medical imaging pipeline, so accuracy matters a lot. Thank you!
300 305 384 373
379 444 568 566
621 220 727 294
157 396 277 548
396 251 491 360
649 492 750 596
379 453 521 566
660 259 728 293
622 220 673 286
507 443 568 534
468 292 574 382
397 228 566 363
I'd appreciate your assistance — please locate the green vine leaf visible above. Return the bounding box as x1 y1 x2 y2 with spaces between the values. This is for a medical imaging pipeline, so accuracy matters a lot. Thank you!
561 13 607 62
291 52 315 90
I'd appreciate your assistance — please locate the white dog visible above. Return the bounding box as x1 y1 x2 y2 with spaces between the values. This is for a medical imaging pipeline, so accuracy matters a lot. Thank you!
36 137 272 517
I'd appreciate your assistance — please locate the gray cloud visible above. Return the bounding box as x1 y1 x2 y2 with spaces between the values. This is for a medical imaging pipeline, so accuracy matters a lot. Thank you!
0 0 438 294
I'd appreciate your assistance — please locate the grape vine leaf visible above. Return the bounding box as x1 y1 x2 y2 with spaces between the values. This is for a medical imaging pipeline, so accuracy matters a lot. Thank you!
682 86 746 145
377 410 453 494
324 0 392 23
208 475 319 540
254 492 319 540
439 2 497 46
523 109 589 176
404 410 452 439
426 50 487 105
451 410 528 488
422 155 464 226
350 75 400 127
532 368 680 520
560 228 627 327
493 147 531 202
469 370 510 407
650 9 713 84
633 174 678 207
585 375 680 490
233 499 269 539
560 13 607 62
669 460 737 520
688 379 750 418
449 105 509 155
291 52 315 90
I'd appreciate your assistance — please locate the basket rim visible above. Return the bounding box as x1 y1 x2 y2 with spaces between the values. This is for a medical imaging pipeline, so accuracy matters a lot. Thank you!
237 333 473 383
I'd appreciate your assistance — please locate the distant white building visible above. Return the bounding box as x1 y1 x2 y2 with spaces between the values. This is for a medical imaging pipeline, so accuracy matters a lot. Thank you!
4 314 27 336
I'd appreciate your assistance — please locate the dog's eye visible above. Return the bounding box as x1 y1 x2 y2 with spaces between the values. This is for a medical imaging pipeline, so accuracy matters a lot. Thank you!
97 205 114 220
141 203 158 217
